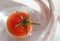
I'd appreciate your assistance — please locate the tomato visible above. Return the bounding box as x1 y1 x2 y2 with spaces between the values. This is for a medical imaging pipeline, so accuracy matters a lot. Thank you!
6 11 32 38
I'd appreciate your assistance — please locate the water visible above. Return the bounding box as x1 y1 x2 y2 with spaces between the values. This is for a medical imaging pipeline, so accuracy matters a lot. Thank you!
0 4 49 41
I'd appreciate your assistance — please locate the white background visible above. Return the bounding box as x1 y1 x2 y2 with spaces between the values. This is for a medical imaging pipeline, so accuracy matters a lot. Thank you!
52 0 60 41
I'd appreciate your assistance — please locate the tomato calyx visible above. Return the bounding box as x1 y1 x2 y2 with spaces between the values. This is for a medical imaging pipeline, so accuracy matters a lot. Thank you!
15 11 40 35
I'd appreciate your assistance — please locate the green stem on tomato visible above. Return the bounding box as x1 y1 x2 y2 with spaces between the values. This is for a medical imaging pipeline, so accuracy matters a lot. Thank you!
16 11 23 20
31 23 40 25
15 23 23 27
23 24 28 34
16 11 40 35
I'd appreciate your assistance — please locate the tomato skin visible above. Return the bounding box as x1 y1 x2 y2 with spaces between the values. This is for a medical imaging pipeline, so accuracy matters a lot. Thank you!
6 11 32 38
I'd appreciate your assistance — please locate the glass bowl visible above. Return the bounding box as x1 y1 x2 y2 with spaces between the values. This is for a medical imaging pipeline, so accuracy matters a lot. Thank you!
0 0 56 41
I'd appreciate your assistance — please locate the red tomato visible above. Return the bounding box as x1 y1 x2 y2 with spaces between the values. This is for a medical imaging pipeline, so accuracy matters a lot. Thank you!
6 11 32 38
